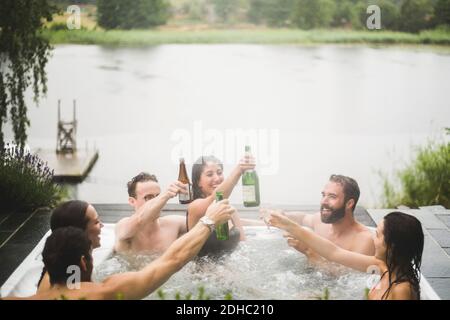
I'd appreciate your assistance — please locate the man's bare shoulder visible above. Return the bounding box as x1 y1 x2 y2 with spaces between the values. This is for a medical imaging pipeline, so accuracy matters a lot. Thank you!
116 216 131 226
354 223 374 238
351 224 375 255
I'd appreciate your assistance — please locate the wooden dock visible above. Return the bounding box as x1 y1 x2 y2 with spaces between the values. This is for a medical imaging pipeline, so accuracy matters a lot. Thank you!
34 148 99 183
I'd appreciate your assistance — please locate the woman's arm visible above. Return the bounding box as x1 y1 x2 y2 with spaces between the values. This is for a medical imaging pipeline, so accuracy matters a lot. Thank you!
268 212 379 273
102 200 235 300
187 198 212 231
187 155 255 230
215 155 255 199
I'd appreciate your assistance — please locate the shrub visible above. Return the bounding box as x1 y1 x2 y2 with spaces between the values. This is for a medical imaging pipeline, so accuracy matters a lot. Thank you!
97 0 170 30
290 0 336 29
380 133 450 209
399 0 434 33
0 144 66 213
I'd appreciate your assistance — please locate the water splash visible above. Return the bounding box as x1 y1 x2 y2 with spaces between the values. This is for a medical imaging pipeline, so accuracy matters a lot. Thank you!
94 227 369 300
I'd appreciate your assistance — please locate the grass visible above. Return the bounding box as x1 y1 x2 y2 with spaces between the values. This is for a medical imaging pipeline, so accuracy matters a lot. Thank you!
42 28 450 46
44 5 450 46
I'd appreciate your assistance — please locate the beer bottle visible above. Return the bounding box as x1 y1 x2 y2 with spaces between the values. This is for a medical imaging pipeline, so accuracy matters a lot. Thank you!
178 158 193 204
242 146 260 207
215 191 229 240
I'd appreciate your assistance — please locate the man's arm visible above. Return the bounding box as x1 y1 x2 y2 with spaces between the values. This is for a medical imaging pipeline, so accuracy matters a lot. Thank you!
115 182 186 241
102 200 235 300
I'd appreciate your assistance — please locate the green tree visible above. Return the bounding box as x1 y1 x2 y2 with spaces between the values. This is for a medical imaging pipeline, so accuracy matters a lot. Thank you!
97 0 170 29
400 0 434 32
291 0 336 29
212 0 239 23
0 0 58 150
332 0 362 28
434 0 450 26
353 0 400 30
377 0 401 30
248 0 295 27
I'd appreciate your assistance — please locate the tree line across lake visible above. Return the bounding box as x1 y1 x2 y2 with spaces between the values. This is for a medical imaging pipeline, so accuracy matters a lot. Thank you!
52 0 450 33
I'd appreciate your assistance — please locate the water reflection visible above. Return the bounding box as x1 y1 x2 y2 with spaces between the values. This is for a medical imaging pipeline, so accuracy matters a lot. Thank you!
6 44 450 206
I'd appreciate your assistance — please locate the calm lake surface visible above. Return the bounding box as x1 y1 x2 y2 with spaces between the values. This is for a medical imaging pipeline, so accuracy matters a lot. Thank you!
7 44 450 207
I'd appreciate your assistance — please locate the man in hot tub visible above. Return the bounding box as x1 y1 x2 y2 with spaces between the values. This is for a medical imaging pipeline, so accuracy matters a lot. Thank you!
114 172 188 254
3 200 234 300
262 175 375 264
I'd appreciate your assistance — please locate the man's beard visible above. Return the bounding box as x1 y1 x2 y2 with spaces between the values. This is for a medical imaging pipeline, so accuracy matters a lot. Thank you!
320 204 346 224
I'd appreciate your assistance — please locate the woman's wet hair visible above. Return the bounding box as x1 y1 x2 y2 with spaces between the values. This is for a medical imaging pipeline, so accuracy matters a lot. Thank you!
191 155 223 200
38 200 90 287
382 211 424 300
42 226 92 286
50 200 90 231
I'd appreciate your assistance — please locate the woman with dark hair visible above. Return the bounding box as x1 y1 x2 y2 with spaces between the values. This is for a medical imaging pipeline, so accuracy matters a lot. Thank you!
268 211 424 300
37 200 103 292
187 155 255 256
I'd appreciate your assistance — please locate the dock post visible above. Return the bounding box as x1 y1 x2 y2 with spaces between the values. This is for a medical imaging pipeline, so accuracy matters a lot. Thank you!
56 99 78 155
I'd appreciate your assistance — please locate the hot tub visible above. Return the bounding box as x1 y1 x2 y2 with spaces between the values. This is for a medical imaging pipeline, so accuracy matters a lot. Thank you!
0 224 440 300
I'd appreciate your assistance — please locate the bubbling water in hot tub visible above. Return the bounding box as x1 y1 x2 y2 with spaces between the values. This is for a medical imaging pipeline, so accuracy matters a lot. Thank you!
93 227 370 300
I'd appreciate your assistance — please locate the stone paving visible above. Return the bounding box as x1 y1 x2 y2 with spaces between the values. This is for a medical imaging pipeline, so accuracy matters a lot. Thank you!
367 205 450 300
1 204 449 299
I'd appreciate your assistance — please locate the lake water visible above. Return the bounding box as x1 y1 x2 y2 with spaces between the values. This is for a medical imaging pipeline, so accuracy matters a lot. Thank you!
6 44 450 207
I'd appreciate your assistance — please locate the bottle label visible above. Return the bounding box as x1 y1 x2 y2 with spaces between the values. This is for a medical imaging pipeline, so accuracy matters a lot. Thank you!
243 185 256 202
179 183 191 201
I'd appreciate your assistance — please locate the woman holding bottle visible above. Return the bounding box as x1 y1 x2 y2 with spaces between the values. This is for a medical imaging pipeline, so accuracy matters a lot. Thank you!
186 154 255 256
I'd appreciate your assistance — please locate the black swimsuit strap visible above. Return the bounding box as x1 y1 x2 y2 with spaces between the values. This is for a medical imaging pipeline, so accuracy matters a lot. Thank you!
186 210 190 232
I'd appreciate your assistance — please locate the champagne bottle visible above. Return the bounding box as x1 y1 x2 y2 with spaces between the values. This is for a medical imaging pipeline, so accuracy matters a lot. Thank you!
215 191 229 240
242 145 260 207
178 158 193 204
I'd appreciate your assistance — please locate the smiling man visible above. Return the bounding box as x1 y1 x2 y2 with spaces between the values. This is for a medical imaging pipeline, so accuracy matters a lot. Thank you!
272 174 375 262
114 172 188 254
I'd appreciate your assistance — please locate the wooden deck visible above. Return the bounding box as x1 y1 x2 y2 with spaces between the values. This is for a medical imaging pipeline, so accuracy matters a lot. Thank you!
34 149 99 182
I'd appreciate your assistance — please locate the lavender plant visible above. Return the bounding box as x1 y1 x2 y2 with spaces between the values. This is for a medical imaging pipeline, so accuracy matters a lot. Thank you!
0 143 65 213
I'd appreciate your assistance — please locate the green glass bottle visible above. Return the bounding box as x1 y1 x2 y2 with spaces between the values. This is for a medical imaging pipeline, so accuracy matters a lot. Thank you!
242 145 260 207
215 191 229 240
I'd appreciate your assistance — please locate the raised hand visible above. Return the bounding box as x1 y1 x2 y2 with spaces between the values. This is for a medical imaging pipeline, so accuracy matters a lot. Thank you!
259 208 284 226
283 232 308 254
267 211 296 231
205 199 235 226
165 181 188 198
238 154 256 173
